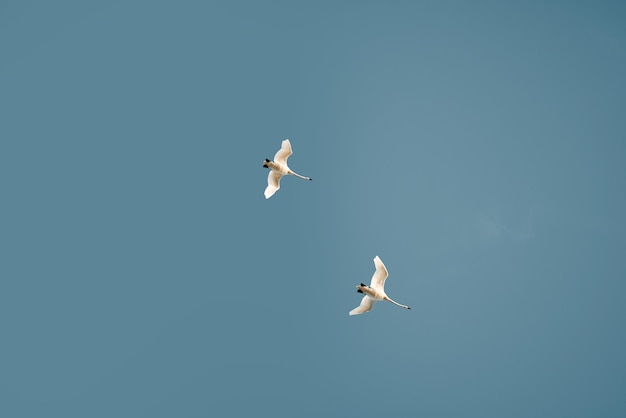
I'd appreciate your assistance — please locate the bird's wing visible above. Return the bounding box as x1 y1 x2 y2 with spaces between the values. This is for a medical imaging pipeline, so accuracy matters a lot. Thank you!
369 256 389 291
273 139 293 165
264 171 283 199
349 296 376 315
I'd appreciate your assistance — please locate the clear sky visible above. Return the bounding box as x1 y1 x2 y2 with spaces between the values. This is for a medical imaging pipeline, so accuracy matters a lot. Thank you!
2 1 626 417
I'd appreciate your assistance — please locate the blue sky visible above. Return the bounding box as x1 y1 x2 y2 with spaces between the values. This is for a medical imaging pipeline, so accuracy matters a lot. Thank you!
1 1 626 417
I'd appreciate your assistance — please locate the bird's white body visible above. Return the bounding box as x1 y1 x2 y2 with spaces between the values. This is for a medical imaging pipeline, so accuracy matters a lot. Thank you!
349 256 411 315
263 139 312 199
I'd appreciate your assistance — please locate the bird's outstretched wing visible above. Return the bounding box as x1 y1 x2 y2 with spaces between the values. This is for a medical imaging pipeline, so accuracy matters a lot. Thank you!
264 171 283 199
273 139 293 165
369 256 389 291
349 295 376 315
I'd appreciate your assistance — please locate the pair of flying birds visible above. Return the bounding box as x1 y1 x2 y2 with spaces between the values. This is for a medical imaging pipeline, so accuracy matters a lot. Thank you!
263 139 411 315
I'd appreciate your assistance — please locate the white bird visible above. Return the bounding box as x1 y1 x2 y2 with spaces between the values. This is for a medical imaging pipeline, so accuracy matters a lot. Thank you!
263 139 312 199
349 256 411 315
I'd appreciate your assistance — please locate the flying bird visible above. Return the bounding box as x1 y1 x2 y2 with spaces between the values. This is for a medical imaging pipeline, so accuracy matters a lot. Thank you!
263 139 312 199
349 256 411 315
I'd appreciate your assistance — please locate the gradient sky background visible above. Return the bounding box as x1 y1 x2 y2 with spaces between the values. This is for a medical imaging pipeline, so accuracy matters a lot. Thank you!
2 1 626 417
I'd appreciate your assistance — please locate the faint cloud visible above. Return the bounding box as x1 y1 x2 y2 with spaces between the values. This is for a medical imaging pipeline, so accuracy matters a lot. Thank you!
476 214 506 240
422 206 540 261
475 207 537 242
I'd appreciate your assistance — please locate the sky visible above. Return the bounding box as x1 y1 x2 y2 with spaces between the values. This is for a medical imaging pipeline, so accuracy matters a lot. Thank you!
1 0 626 417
